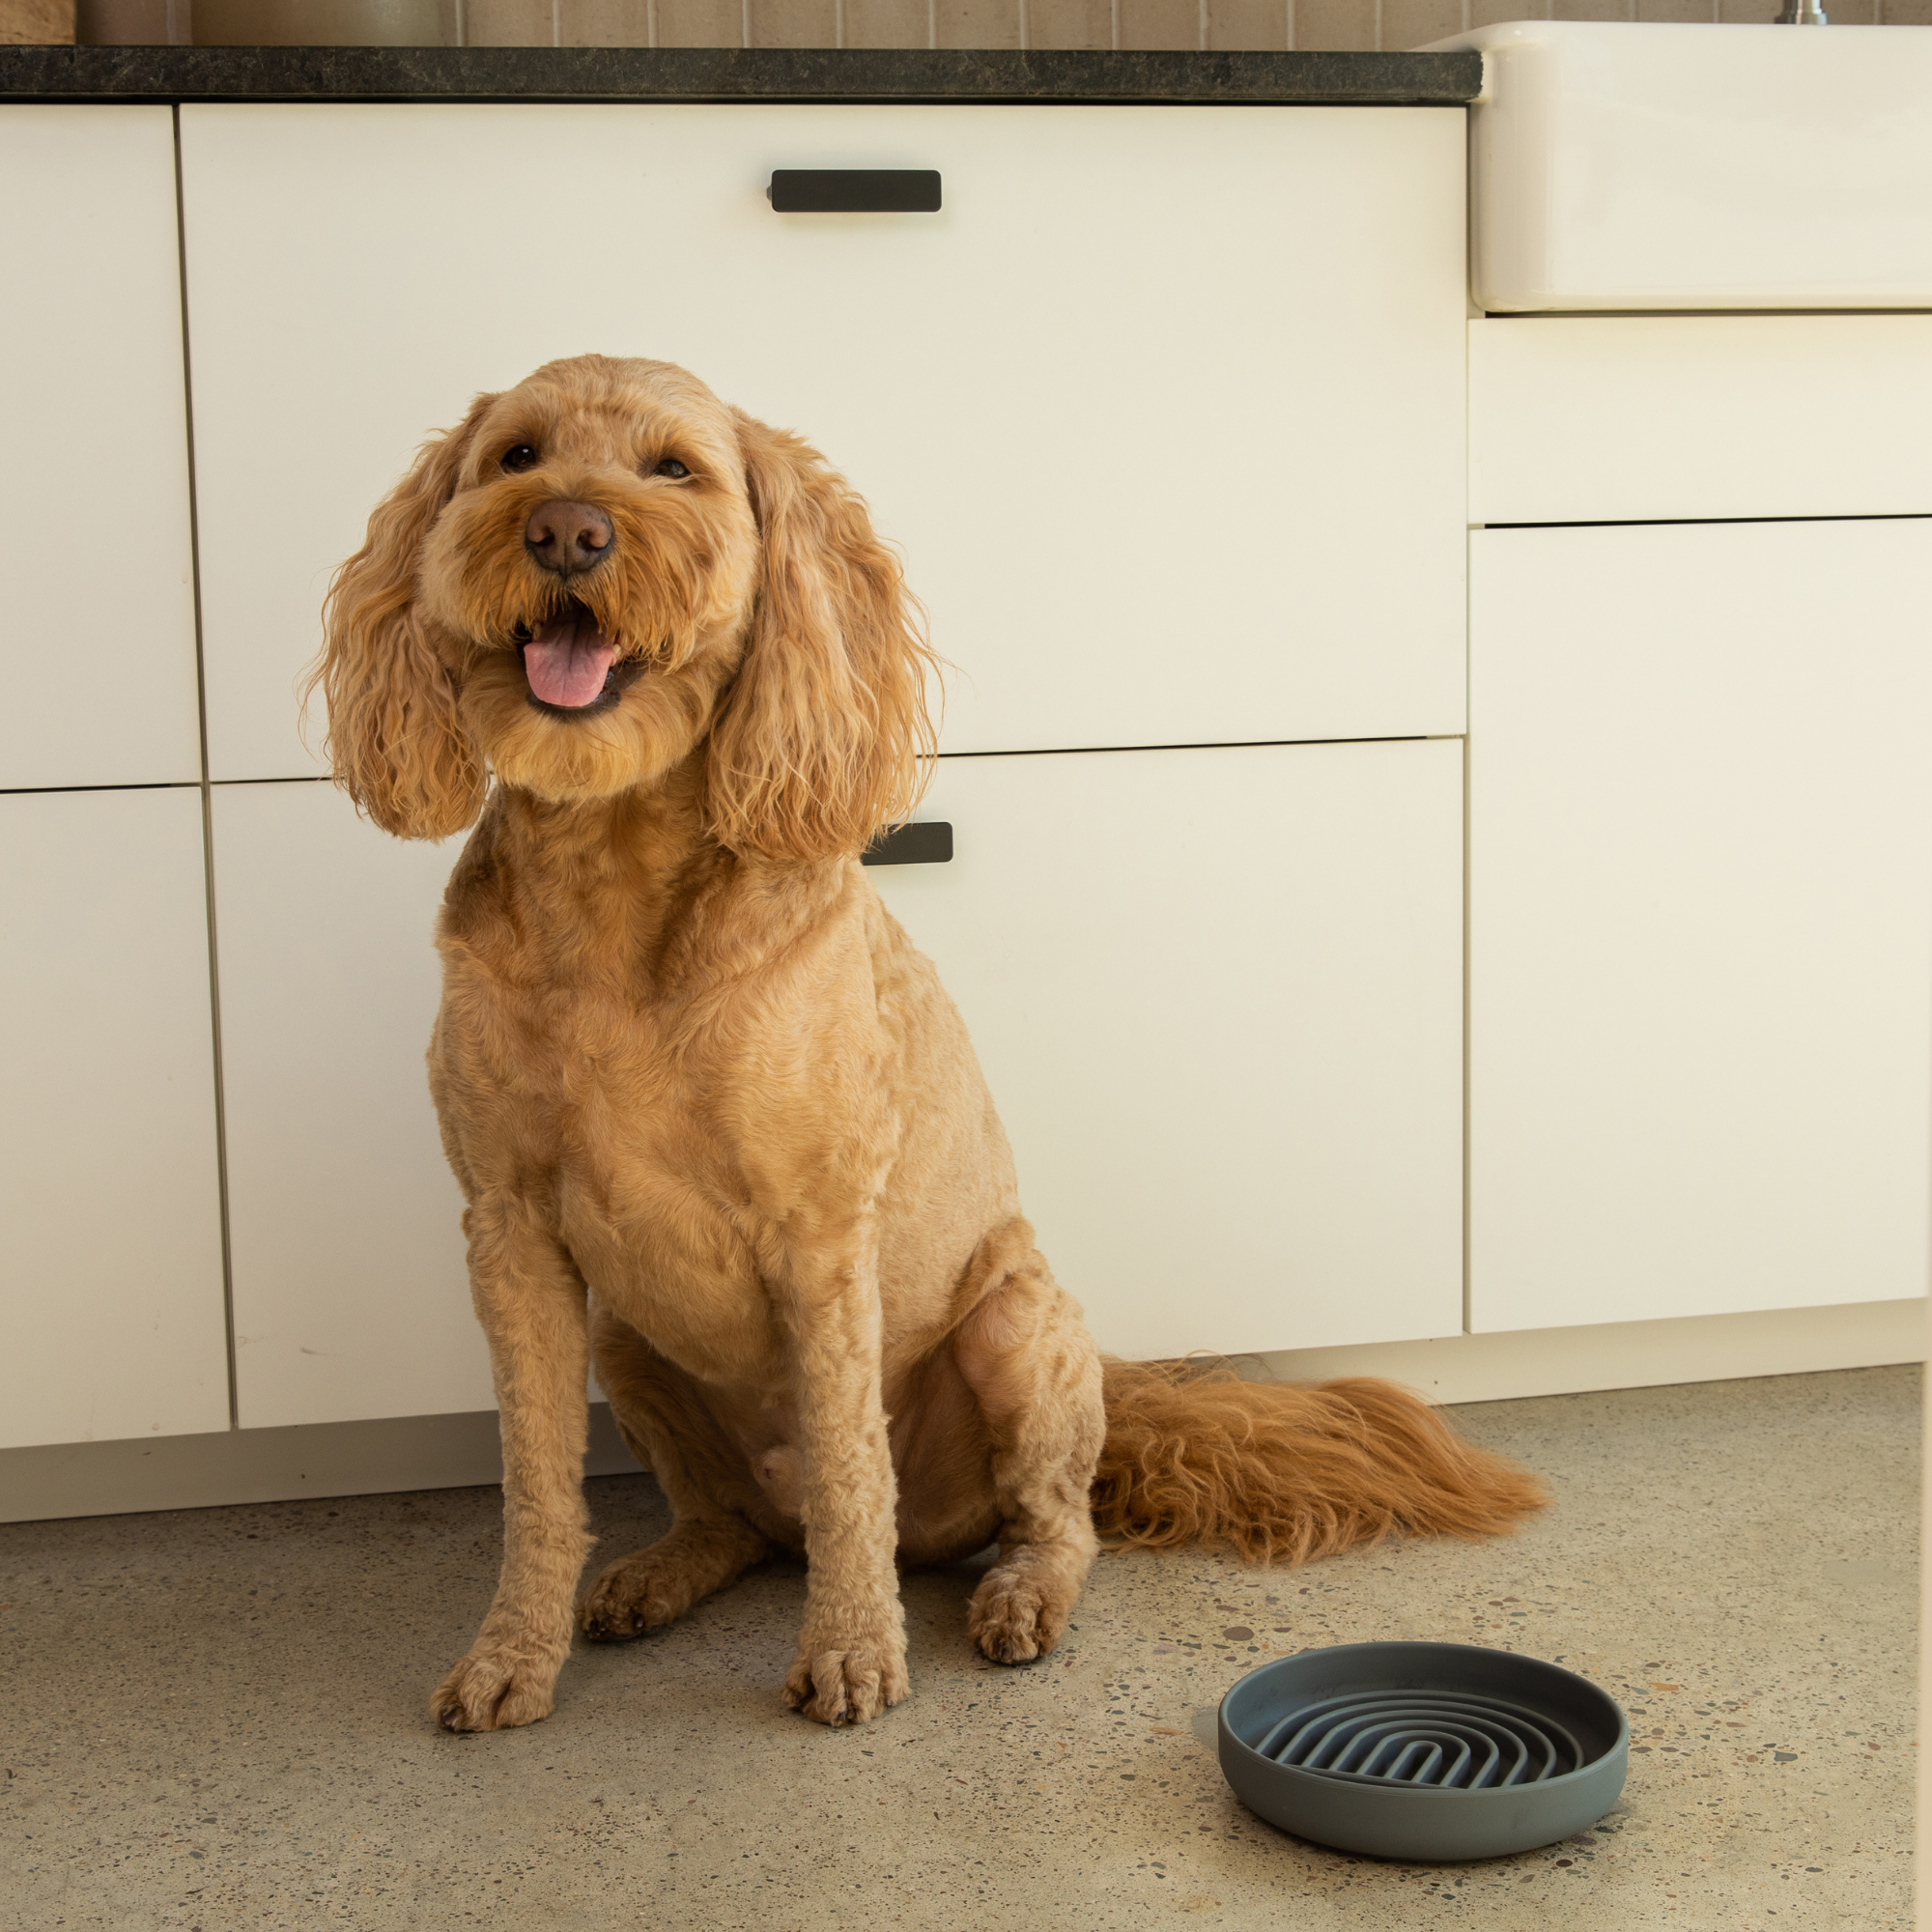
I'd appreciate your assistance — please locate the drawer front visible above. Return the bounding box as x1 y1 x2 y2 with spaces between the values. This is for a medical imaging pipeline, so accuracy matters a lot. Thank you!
211 779 488 1430
1470 315 1932 526
181 102 1467 780
213 743 1463 1415
871 739 1464 1359
0 107 201 790
1469 518 1932 1333
0 787 227 1449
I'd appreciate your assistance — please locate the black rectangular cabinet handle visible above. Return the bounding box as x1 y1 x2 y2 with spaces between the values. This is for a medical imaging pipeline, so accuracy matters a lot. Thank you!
769 170 942 213
862 821 953 867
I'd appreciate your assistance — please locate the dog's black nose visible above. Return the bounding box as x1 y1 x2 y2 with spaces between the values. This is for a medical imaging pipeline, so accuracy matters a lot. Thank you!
525 499 613 576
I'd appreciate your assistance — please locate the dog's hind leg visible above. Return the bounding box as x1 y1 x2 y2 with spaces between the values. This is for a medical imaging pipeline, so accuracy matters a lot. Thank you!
951 1222 1106 1665
577 1303 776 1642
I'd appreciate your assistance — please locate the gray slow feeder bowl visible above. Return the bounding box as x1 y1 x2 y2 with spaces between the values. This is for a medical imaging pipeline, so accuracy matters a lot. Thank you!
1217 1641 1628 1862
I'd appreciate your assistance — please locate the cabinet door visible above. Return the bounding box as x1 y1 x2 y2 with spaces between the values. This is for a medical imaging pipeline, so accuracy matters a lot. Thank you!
1469 315 1932 526
211 779 489 1429
869 740 1463 1359
0 107 202 790
1469 519 1932 1332
180 101 1466 780
0 787 227 1449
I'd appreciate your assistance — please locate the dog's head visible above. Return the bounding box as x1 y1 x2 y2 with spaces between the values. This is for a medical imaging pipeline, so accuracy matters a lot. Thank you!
307 354 938 860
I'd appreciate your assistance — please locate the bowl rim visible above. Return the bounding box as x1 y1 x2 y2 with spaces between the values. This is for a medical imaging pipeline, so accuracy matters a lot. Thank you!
1218 1639 1631 1802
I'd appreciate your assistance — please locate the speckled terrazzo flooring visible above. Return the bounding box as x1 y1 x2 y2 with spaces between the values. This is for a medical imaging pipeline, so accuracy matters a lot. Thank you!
2 1365 1918 1931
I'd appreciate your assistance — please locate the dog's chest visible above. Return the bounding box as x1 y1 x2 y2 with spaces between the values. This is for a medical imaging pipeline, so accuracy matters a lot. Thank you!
434 959 796 1377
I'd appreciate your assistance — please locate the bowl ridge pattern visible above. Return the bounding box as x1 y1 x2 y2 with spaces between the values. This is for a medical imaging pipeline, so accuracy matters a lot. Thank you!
1254 1690 1584 1790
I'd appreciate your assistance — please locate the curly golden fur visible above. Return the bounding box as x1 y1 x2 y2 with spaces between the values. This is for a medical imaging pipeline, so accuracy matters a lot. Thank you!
1094 1362 1546 1566
309 353 1543 1734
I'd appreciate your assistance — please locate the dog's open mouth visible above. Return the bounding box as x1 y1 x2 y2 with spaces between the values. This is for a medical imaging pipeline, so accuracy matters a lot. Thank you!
517 602 641 715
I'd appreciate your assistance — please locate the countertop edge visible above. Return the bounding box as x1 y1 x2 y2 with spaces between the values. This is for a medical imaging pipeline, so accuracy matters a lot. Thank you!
0 45 1483 106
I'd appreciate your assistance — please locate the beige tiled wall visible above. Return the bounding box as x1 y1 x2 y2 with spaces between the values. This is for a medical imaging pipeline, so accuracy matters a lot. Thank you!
2 0 73 37
73 0 1932 49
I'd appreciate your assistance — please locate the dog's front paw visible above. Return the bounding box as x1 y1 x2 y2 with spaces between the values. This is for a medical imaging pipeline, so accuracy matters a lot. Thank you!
432 1645 562 1733
782 1633 910 1726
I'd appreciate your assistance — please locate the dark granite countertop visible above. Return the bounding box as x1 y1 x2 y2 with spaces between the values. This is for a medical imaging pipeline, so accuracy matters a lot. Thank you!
0 44 1479 106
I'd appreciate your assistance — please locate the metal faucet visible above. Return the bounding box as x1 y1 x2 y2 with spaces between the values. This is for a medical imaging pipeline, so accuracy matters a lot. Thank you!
1775 0 1829 19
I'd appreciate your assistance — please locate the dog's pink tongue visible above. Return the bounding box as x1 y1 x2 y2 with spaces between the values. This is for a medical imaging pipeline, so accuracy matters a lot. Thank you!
525 613 617 708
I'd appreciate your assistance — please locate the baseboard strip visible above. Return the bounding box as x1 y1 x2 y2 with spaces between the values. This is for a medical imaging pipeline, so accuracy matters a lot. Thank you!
1250 1296 1926 1406
0 1402 642 1525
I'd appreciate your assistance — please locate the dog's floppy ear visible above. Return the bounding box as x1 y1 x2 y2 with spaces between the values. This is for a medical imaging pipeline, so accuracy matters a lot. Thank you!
304 396 496 840
705 412 940 864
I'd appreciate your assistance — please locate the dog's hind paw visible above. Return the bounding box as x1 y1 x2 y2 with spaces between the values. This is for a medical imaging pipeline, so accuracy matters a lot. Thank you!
577 1560 681 1643
577 1520 768 1642
782 1637 910 1726
968 1563 1074 1666
432 1646 560 1733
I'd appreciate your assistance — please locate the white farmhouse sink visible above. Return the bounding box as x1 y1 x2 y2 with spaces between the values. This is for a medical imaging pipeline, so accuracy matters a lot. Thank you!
1426 22 1932 312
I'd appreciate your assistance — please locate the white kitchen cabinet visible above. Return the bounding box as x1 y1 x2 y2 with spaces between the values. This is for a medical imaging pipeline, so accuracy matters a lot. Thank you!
871 739 1464 1359
0 107 202 791
1468 517 1932 1334
212 741 1461 1419
1470 315 1932 526
179 102 1467 780
210 778 490 1429
0 786 227 1449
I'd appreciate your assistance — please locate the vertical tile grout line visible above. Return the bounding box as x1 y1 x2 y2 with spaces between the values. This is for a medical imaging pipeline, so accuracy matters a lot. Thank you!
172 103 241 1434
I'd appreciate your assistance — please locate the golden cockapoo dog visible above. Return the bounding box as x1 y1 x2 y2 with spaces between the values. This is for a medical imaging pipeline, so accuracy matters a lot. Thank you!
310 354 1544 1734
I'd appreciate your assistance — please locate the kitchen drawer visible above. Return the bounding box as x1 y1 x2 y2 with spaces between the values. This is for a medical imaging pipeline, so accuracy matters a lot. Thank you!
1469 518 1932 1333
0 786 227 1449
211 779 489 1429
0 107 201 790
871 739 1464 1358
180 102 1467 781
1470 315 1932 526
213 742 1460 1419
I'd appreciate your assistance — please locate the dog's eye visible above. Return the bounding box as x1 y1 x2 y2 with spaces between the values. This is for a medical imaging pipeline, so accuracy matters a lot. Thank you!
655 458 690 479
501 444 540 473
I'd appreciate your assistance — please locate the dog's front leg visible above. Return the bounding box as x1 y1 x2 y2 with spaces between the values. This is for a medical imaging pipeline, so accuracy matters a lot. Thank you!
433 1196 593 1733
778 1230 909 1727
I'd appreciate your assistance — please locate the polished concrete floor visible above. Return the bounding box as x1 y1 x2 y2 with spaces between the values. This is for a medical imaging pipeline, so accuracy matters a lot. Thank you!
2 1366 1918 1931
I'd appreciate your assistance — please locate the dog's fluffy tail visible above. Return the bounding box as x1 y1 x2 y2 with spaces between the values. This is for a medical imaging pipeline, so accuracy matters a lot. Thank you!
1091 1359 1547 1565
